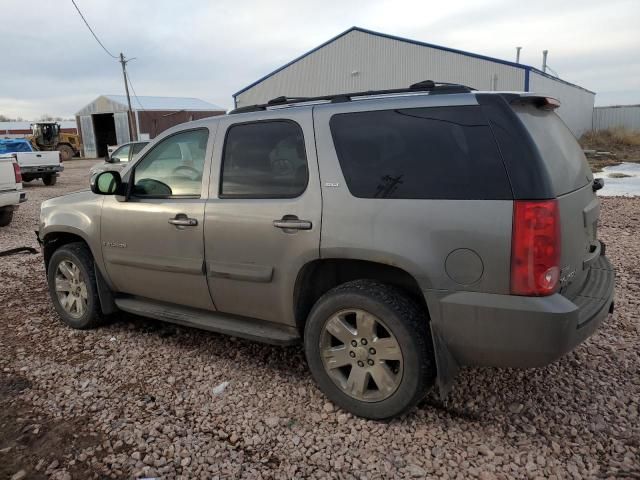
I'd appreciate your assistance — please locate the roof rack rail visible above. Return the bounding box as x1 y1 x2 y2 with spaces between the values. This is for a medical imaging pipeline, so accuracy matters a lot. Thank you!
229 80 474 114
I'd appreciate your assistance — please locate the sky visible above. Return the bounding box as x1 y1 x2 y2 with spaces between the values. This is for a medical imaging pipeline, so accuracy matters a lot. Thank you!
1 0 639 119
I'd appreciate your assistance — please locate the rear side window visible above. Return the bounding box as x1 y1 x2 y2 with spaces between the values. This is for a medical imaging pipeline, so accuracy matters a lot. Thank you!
220 121 308 198
513 105 591 195
329 106 512 199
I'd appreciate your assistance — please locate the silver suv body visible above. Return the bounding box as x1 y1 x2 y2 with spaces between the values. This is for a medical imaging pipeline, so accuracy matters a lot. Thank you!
38 84 615 419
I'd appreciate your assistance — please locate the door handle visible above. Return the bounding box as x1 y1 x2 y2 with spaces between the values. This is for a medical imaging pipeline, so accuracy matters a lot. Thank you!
168 215 198 227
273 217 312 230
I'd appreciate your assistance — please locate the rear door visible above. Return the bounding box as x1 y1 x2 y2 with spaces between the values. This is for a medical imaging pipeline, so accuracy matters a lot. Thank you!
203 109 321 326
514 105 598 296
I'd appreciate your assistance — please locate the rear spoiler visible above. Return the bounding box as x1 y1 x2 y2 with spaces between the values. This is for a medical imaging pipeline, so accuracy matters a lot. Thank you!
508 95 561 110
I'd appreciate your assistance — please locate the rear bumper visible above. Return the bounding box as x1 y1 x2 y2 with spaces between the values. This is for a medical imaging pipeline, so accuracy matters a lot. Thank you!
0 189 24 208
20 165 63 175
433 253 615 368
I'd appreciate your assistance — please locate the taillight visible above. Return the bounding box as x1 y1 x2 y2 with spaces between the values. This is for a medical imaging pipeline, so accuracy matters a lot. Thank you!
510 200 561 296
13 162 22 183
59 151 63 162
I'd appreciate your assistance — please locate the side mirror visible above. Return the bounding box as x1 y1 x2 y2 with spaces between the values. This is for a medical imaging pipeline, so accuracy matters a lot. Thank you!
91 170 122 195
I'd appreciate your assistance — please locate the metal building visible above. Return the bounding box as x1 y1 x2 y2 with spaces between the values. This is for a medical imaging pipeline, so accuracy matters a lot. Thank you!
75 95 225 158
593 105 640 131
234 27 595 136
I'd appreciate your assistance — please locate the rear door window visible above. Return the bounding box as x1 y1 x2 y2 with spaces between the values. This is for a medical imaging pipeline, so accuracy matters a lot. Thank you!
329 106 512 199
513 105 592 195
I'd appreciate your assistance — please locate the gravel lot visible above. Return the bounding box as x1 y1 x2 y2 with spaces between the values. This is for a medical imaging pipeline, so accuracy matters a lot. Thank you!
1 159 639 479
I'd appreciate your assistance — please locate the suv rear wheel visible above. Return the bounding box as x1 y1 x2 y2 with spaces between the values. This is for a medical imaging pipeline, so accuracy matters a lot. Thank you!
47 242 104 329
304 280 436 419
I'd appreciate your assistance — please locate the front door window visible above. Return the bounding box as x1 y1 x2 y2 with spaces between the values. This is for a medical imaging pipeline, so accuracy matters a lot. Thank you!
132 129 208 197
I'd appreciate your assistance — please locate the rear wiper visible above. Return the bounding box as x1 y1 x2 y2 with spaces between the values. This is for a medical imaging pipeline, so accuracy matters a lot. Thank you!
592 178 604 192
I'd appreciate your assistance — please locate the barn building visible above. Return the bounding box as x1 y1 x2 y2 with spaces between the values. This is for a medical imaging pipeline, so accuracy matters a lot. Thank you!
234 27 595 136
75 95 225 158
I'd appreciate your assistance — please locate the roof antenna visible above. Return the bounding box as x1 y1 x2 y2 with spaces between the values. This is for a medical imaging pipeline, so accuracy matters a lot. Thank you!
515 46 522 64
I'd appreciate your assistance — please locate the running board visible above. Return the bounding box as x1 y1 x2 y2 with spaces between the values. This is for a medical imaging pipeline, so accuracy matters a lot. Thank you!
114 297 300 346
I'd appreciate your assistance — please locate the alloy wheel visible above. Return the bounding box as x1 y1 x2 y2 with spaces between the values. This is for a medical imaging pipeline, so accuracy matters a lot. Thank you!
320 309 404 402
54 259 88 318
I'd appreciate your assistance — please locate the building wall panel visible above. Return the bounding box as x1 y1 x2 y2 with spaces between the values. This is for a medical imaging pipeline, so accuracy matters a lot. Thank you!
593 105 640 131
79 115 96 158
236 29 595 137
137 110 224 139
236 30 524 107
528 71 595 136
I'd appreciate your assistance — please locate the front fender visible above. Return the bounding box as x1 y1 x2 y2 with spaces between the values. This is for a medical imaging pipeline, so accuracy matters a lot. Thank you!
39 192 109 285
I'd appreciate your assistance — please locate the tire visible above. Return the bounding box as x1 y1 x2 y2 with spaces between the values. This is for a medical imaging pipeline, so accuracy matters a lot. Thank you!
0 207 14 227
58 144 74 162
304 280 436 420
43 174 57 186
47 242 105 329
22 175 33 183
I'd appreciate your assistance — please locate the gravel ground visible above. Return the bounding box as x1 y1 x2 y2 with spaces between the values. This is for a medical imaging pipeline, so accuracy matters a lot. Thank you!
0 160 639 479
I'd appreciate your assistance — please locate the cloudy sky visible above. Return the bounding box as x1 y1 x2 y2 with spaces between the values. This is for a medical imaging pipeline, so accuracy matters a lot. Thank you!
2 0 639 119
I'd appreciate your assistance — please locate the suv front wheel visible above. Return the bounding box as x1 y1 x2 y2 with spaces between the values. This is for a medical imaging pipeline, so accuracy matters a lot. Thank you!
47 242 105 329
304 280 436 419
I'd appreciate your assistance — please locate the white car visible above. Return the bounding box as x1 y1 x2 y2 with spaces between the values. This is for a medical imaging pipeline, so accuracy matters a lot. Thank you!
0 154 26 226
91 141 149 175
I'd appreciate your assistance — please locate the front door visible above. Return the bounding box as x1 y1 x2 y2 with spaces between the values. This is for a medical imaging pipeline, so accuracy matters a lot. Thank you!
101 127 215 310
203 109 321 326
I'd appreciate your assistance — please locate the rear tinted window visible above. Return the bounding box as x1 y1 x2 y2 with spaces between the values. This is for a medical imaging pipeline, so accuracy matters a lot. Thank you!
513 105 592 195
329 106 512 199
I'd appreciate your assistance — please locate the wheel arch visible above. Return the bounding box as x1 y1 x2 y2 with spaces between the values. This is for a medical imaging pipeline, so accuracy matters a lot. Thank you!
42 230 93 272
293 258 428 336
43 230 117 315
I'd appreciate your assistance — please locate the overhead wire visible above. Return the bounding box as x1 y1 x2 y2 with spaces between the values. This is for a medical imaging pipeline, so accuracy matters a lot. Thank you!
125 70 146 111
71 0 118 59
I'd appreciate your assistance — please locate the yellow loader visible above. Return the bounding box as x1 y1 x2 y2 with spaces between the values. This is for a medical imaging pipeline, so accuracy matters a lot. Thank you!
28 122 82 161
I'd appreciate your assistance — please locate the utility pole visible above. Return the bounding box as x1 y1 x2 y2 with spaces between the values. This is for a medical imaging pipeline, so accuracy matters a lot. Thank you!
119 52 137 141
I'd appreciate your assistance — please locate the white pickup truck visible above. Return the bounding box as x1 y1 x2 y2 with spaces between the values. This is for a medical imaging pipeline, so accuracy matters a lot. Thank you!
0 154 26 226
0 139 63 186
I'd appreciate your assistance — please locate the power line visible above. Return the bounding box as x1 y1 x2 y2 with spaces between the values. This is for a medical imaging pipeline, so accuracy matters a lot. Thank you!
71 0 138 140
125 70 146 111
546 65 560 78
71 0 118 59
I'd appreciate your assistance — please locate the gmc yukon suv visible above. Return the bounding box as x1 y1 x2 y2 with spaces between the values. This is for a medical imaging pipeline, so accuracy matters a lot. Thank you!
38 82 615 419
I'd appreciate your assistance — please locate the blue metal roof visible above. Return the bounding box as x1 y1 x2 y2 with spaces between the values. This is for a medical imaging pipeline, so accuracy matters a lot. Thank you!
233 26 594 98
